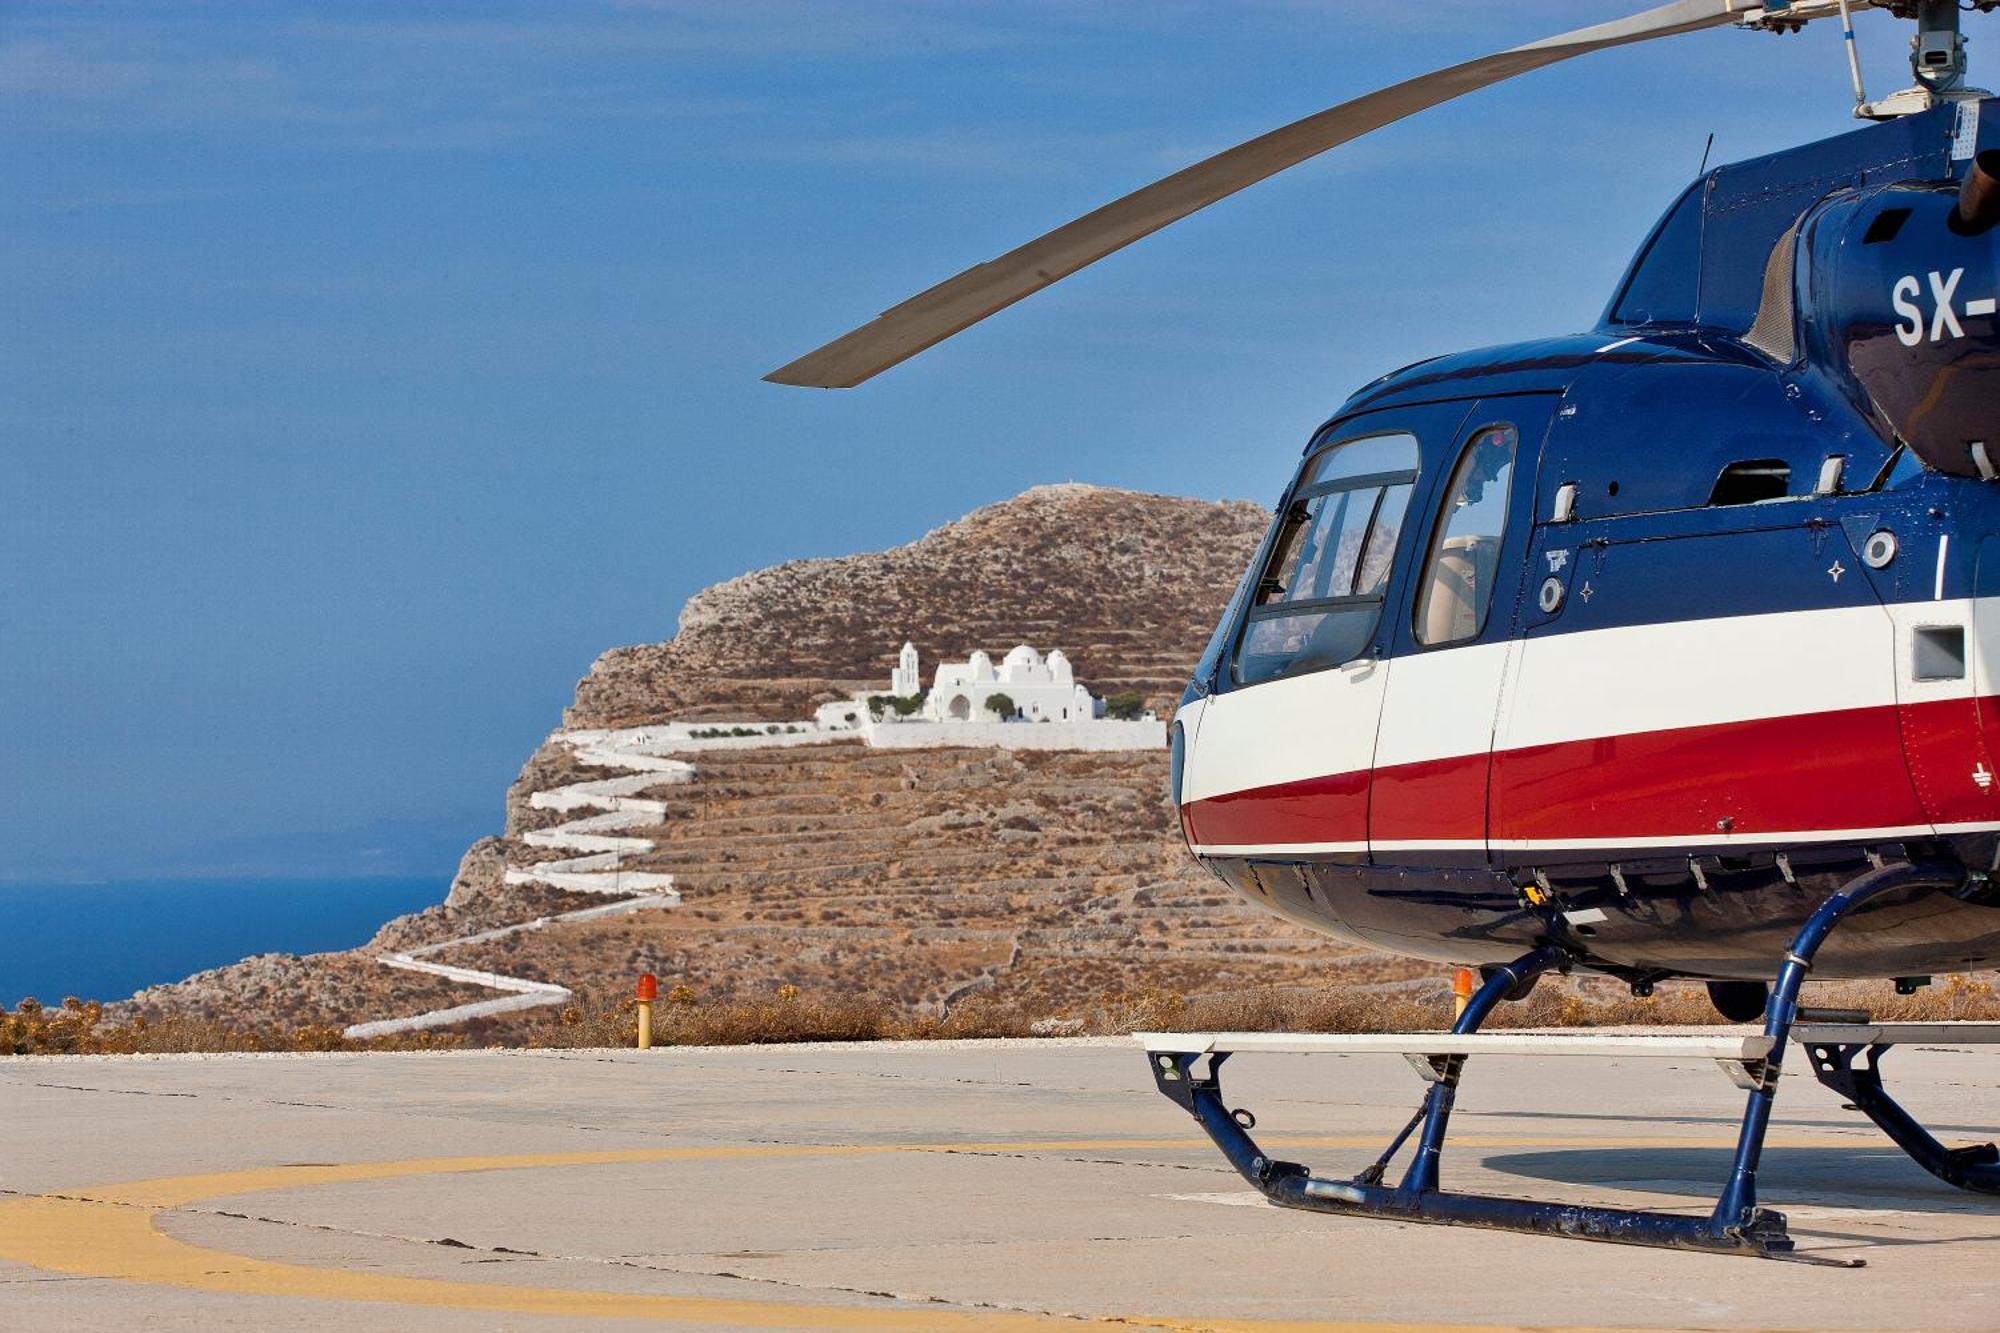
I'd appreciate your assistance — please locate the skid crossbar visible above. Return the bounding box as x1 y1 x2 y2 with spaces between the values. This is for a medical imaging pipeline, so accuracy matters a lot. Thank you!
1143 861 1977 1265
1138 1031 1781 1090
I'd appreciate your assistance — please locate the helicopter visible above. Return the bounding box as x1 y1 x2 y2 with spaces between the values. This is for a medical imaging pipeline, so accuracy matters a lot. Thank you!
770 0 2000 1264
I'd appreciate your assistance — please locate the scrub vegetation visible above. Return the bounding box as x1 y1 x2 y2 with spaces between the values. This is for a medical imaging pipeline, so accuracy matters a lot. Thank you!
15 974 2000 1055
0 996 465 1056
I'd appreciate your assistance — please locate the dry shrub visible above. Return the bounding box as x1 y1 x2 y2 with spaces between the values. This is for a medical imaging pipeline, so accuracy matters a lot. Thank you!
1 996 465 1056
16 974 2000 1056
896 995 1040 1040
1072 975 2000 1037
519 986 1048 1047
1838 973 2000 1020
1111 985 1448 1034
521 987 892 1048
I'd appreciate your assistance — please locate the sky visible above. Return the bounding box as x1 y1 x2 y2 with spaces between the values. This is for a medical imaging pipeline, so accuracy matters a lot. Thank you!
4 1 1989 883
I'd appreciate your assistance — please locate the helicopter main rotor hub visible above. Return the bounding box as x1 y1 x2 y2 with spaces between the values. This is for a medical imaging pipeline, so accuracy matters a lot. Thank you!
1899 0 1974 97
1752 0 1997 120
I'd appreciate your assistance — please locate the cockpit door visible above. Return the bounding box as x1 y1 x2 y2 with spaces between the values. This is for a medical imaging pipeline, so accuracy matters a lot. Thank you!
1178 405 1464 862
1369 397 1554 865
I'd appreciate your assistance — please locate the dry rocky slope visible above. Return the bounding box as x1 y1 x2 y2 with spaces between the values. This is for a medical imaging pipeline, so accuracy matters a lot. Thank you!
569 483 1272 724
126 485 1424 1036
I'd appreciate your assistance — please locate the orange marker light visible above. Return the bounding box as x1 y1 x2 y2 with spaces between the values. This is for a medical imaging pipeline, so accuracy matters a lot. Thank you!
1453 967 1476 1020
636 973 658 1050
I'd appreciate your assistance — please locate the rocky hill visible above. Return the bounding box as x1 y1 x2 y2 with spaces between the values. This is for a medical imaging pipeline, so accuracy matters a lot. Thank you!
568 483 1270 725
124 485 1425 1037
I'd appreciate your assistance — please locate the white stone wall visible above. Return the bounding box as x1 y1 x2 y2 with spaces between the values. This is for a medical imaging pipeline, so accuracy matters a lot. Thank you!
566 709 1164 757
861 717 1164 752
564 722 845 754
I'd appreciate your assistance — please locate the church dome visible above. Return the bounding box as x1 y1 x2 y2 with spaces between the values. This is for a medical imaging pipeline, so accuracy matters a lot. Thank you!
1003 644 1041 668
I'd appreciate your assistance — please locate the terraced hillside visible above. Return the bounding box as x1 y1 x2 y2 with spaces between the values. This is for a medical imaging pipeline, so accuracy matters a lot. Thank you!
122 484 1428 1038
443 741 1413 1017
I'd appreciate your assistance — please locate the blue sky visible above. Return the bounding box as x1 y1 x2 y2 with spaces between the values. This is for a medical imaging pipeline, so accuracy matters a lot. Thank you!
3 2 1985 882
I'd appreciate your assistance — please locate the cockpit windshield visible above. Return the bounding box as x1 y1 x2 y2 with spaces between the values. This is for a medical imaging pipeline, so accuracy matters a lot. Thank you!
1232 432 1419 687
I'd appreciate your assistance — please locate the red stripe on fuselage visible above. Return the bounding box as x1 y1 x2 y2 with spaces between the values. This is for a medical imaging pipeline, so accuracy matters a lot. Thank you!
1903 693 1999 825
1369 749 1488 844
1182 699 1952 850
1182 768 1368 848
1492 700 1927 842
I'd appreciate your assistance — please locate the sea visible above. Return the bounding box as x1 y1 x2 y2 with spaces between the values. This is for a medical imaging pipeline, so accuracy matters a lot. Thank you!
0 877 445 1007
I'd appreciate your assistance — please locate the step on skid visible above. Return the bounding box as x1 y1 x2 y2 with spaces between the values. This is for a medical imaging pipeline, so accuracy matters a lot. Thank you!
1142 861 2000 1264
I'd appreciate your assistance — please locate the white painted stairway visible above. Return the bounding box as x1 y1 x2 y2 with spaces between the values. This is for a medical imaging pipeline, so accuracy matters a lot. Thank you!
343 734 694 1039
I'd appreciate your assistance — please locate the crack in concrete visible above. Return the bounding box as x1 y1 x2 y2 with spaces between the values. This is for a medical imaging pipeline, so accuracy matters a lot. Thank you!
171 1202 1167 1325
10 1078 705 1141
694 1062 1154 1097
31 1082 196 1098
598 1255 1151 1325
927 1147 1228 1175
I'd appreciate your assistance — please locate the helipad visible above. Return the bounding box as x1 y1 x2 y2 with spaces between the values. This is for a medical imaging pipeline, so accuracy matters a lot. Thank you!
5 1037 2000 1329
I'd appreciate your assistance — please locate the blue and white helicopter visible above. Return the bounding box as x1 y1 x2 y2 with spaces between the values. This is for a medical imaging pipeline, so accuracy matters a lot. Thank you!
773 0 2000 1263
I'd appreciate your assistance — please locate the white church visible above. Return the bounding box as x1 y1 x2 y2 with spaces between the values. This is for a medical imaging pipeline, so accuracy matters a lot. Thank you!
900 642 1099 724
785 641 1163 751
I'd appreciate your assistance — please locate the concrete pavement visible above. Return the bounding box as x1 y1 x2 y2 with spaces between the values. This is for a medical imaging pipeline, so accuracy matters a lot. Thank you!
5 1037 2000 1329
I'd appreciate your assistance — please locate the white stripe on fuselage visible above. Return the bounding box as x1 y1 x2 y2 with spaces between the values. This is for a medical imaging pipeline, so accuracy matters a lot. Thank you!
1499 603 1899 753
1193 821 2000 861
1372 640 1510 770
1187 600 1982 805
1187 840 1367 857
1181 660 1387 804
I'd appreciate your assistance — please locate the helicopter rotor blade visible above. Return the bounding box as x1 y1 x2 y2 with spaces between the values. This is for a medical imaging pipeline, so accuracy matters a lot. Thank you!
767 0 1777 389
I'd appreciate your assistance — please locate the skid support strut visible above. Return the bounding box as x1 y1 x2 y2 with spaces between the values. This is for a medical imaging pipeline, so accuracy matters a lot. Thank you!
1147 862 1953 1263
1803 1040 2000 1192
1709 862 1951 1236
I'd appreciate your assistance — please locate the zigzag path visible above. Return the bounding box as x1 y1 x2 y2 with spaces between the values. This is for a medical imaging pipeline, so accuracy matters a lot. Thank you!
342 734 691 1038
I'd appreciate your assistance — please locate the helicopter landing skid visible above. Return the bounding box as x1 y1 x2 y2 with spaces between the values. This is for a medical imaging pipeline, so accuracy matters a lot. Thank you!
1798 1024 2000 1194
1145 860 1965 1265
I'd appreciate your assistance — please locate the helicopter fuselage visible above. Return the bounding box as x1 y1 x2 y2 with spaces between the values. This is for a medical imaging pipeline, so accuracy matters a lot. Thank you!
1174 100 2000 984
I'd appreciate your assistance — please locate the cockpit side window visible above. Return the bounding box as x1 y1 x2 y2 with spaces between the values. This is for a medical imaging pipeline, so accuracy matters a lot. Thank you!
1414 424 1520 648
1232 433 1419 686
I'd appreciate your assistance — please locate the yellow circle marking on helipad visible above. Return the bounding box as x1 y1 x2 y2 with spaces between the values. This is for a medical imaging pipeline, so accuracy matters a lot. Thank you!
0 1135 1854 1330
